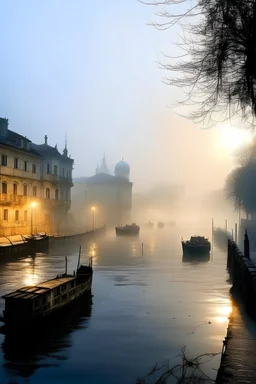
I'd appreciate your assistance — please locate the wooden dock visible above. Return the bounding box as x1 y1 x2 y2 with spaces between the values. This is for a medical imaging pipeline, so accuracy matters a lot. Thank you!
216 300 256 383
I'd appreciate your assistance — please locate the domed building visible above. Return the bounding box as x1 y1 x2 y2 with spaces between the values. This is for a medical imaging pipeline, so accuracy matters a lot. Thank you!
115 159 130 179
72 156 133 226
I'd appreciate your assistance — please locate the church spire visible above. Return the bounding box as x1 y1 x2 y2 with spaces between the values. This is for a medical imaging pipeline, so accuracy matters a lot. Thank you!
101 153 108 174
63 134 68 157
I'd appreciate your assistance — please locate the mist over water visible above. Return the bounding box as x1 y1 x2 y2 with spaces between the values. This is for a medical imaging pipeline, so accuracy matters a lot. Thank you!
0 228 231 384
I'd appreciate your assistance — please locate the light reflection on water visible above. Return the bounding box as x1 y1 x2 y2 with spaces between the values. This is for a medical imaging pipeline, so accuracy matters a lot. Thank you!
0 227 231 384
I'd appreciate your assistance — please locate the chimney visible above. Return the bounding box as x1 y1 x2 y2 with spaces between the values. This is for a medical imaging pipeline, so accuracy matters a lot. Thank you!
0 118 8 138
44 135 48 145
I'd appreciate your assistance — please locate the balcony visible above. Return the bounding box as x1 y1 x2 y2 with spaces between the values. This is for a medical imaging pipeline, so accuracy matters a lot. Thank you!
42 174 73 186
42 199 71 210
0 194 41 205
0 166 40 180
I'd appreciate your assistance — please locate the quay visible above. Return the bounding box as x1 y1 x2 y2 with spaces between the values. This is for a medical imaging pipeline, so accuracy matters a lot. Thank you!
216 234 256 383
0 226 105 257
50 226 105 242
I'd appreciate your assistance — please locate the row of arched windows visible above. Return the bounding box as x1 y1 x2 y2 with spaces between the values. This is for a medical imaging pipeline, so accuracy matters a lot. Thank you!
1 182 59 200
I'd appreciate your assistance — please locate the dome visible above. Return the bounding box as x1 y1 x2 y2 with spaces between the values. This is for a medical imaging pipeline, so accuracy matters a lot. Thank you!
115 159 130 179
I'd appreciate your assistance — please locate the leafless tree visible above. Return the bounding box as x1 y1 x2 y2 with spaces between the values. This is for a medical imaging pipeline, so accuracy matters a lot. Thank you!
140 0 256 126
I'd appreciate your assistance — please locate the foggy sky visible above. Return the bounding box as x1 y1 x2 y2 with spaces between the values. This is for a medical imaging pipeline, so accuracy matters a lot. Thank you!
0 1 241 193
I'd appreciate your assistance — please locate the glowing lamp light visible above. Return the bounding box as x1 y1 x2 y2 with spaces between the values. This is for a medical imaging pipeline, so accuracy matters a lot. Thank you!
31 202 37 208
91 206 95 211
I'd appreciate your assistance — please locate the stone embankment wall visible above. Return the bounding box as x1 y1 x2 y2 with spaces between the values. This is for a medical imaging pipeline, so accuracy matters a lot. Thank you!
227 238 256 318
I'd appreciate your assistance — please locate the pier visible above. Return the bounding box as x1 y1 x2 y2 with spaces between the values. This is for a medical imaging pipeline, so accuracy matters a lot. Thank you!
216 234 256 383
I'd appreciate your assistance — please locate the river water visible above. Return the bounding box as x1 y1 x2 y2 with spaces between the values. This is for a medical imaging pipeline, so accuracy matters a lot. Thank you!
0 225 231 384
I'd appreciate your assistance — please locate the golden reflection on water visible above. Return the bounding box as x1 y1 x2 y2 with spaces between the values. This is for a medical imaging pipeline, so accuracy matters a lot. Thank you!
89 242 97 265
216 303 232 324
149 237 156 254
131 241 137 257
24 273 39 286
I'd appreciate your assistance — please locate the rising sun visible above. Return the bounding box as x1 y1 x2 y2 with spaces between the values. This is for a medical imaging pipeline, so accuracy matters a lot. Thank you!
215 125 252 155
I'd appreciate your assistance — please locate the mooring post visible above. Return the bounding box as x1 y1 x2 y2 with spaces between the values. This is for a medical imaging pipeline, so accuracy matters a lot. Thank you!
141 242 144 257
227 239 232 269
235 223 238 244
244 229 250 260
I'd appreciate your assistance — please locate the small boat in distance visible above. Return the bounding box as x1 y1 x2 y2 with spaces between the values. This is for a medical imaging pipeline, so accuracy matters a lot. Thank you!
115 223 140 236
0 249 93 328
157 222 165 228
167 221 176 227
181 236 211 255
145 221 154 228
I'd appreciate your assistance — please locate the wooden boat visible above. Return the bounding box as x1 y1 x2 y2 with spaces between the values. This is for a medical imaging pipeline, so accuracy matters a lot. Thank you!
24 232 50 249
0 252 93 328
145 221 154 228
115 223 140 236
181 236 211 255
157 221 165 228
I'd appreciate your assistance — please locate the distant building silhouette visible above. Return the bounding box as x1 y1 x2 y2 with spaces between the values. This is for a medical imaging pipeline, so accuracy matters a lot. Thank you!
72 156 133 227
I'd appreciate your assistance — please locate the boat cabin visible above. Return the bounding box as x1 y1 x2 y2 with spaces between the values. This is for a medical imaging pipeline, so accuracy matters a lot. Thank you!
2 275 85 322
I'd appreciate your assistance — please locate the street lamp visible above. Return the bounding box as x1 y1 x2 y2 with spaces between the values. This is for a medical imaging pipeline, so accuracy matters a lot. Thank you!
91 206 95 229
31 202 37 234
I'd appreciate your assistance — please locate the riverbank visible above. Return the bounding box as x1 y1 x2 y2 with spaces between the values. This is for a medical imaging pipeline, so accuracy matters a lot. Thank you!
216 300 256 383
0 226 106 256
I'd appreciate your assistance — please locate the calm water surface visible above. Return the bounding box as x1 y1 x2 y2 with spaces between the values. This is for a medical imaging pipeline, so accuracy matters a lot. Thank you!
0 227 231 384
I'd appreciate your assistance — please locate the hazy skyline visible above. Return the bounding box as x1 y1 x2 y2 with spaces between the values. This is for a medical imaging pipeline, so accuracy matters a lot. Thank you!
0 1 251 193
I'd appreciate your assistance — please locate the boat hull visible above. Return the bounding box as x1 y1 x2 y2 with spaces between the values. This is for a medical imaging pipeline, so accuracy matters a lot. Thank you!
182 242 211 255
1 276 93 329
115 227 140 236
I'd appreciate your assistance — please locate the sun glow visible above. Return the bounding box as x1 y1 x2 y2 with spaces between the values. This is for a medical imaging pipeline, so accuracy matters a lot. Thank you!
24 273 39 286
215 125 252 155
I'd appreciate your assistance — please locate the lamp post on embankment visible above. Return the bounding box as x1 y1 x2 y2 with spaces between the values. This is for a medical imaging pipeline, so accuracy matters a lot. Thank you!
30 202 37 234
91 206 95 229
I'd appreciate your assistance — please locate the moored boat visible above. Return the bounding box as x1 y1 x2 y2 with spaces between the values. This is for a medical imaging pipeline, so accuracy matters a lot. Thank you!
115 223 140 236
24 232 50 249
181 236 211 255
157 221 165 228
145 221 154 228
0 253 93 328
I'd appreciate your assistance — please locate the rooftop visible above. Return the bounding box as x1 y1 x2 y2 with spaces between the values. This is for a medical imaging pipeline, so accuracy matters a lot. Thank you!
3 276 76 300
86 173 132 184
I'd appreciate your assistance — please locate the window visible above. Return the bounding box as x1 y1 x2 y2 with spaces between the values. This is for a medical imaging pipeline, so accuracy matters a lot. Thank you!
23 185 27 196
14 158 18 169
3 209 8 221
33 186 37 197
2 182 7 194
1 155 7 166
32 164 36 173
24 161 27 171
15 210 19 221
24 210 28 221
55 189 59 200
13 183 17 195
62 168 65 177
46 188 50 199
46 163 50 174
54 165 58 175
